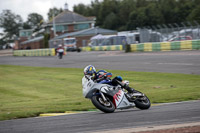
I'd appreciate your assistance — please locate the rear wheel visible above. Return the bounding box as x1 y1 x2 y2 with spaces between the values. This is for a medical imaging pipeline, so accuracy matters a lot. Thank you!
134 95 151 109
91 95 115 113
129 90 151 110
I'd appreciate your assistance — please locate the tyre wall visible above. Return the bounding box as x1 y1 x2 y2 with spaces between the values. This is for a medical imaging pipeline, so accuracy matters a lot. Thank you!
129 40 200 52
81 45 123 52
13 48 56 56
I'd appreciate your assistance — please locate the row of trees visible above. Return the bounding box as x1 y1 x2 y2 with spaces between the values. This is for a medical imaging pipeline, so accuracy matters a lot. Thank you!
0 8 63 46
74 0 200 31
1 0 200 46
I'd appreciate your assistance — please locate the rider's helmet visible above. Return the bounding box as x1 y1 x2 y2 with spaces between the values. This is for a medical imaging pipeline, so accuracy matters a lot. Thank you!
84 65 96 76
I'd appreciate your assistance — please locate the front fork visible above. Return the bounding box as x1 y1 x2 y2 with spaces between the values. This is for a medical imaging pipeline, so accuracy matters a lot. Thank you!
100 92 107 102
93 91 108 102
94 91 112 107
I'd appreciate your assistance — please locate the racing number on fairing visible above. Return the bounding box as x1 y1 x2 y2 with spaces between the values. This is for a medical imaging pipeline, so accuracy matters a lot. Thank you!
82 76 95 97
86 79 94 90
87 82 92 88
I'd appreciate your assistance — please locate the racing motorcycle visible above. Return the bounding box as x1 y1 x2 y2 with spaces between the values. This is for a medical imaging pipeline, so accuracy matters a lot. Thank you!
82 75 151 113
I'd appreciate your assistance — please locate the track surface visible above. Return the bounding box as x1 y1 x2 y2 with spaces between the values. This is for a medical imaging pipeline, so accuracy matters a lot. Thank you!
0 50 200 74
0 50 200 132
0 101 199 133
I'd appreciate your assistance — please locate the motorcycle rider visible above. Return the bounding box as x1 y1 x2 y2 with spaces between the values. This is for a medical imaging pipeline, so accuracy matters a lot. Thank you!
57 44 64 59
83 65 135 94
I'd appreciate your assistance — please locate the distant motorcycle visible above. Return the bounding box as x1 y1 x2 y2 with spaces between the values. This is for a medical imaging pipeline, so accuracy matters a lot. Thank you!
57 48 64 59
58 52 63 59
82 76 151 113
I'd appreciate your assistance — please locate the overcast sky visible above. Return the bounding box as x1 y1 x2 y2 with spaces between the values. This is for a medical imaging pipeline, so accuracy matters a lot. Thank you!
0 0 93 21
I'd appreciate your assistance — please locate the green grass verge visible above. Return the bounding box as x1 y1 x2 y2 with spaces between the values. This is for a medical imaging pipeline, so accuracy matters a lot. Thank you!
0 65 200 120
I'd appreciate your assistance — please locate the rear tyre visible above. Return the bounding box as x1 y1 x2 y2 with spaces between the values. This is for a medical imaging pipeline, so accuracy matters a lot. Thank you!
134 95 151 110
91 95 115 113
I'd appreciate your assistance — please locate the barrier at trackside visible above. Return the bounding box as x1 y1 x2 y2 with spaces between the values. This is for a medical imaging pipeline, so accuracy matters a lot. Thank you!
13 48 56 56
129 40 200 52
81 45 123 52
81 47 92 52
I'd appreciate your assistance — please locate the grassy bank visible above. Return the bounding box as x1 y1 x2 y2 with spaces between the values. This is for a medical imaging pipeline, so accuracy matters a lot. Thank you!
0 65 200 120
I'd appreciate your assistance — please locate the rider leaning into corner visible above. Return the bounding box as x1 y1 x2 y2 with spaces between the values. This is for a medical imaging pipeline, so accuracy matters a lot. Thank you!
83 65 135 95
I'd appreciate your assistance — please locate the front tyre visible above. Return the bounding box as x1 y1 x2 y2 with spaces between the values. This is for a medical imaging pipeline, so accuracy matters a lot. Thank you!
58 52 63 59
134 95 151 110
91 95 115 113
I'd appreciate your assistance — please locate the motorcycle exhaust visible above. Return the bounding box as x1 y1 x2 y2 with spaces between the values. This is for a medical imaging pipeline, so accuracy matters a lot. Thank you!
132 93 144 97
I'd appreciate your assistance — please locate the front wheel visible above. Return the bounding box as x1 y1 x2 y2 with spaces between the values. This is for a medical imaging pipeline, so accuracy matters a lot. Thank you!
58 52 63 59
91 95 115 113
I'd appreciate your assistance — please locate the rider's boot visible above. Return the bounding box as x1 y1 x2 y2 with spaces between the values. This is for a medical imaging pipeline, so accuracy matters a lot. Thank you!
125 86 144 98
124 86 135 101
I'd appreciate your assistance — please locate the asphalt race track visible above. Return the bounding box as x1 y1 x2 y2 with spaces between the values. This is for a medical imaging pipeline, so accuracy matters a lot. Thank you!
0 50 200 132
0 50 200 75
0 101 200 133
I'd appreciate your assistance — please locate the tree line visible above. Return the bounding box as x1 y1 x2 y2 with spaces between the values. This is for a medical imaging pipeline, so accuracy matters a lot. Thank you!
74 0 200 31
0 0 200 46
0 8 63 46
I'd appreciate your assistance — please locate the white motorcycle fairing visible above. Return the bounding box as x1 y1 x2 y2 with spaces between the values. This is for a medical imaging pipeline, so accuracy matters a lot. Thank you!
82 76 135 109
